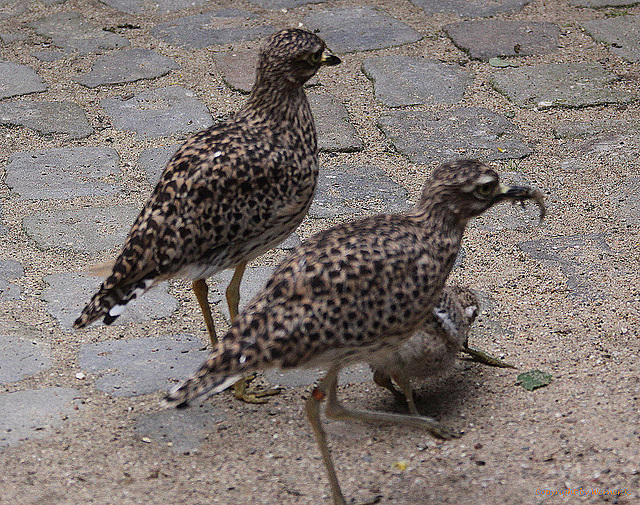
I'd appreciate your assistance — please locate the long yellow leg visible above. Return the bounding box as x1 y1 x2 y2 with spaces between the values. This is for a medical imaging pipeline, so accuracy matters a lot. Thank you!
305 368 347 505
192 279 217 347
308 367 456 505
225 261 246 321
225 261 281 403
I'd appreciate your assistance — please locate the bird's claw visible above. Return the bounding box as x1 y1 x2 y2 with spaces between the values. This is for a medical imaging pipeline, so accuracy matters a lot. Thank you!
462 346 516 369
233 373 282 404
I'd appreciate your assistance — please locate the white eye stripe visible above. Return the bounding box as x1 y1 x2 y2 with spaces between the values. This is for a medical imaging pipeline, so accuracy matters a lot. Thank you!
477 174 496 185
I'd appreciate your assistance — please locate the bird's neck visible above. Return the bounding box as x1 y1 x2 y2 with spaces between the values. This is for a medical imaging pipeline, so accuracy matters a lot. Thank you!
407 196 468 274
243 80 309 124
410 193 468 239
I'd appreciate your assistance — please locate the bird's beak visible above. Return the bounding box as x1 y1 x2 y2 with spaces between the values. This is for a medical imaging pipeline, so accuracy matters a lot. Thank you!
320 50 341 67
492 183 547 222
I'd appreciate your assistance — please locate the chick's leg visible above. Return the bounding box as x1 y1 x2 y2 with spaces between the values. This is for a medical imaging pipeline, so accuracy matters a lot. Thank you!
373 371 413 408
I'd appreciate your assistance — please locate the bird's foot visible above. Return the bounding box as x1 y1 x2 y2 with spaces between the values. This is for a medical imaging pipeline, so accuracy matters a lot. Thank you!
462 346 516 369
232 373 282 404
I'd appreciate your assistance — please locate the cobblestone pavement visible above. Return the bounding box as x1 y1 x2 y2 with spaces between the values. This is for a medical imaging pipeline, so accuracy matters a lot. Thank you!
1 1 639 504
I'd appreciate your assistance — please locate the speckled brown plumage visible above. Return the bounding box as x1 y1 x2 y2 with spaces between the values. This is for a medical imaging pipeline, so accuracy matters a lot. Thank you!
372 285 480 415
73 29 340 331
164 159 545 505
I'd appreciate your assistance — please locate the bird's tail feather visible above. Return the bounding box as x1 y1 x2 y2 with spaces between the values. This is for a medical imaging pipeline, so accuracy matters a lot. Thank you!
163 373 243 408
73 276 155 329
163 336 264 408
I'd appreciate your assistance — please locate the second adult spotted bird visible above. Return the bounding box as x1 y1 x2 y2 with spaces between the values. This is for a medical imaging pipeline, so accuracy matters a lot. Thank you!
73 29 340 402
164 160 546 505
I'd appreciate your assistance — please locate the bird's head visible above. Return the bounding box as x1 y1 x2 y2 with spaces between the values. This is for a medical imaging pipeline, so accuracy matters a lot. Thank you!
450 286 480 324
257 29 341 86
418 159 546 223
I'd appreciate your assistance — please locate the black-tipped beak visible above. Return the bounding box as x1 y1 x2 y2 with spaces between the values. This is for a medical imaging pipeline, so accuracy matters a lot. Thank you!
493 183 546 222
320 51 341 66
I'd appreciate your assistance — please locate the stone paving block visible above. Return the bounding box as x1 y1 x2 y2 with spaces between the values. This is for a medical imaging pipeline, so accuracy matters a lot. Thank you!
471 171 544 232
555 121 640 177
278 232 301 250
309 93 363 152
362 56 471 107
209 266 275 320
310 164 409 219
302 7 421 53
0 31 27 43
409 0 531 17
0 260 23 280
28 11 129 55
0 101 92 139
378 108 531 165
582 15 640 63
553 119 635 139
573 131 640 159
0 61 47 99
249 0 325 9
0 335 51 384
150 11 273 49
43 272 177 329
6 147 120 200
100 0 208 14
30 49 65 61
75 49 178 88
213 49 259 93
489 63 634 109
518 233 612 301
100 86 213 137
444 20 560 61
615 177 640 226
0 387 81 448
134 405 225 454
0 260 23 302
0 279 21 302
0 0 29 18
78 334 209 397
24 205 138 253
137 144 180 185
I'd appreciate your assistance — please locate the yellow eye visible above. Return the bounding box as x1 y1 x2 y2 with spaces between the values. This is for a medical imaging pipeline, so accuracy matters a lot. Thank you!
309 49 323 64
476 182 494 197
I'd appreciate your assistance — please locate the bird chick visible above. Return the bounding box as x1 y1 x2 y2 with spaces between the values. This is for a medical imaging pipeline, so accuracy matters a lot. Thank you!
372 285 480 415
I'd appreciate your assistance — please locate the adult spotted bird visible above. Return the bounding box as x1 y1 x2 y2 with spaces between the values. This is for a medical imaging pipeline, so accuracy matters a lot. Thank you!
164 160 545 504
73 29 341 403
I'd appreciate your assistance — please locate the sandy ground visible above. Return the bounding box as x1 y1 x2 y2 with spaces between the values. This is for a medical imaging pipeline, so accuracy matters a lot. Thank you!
0 0 639 504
